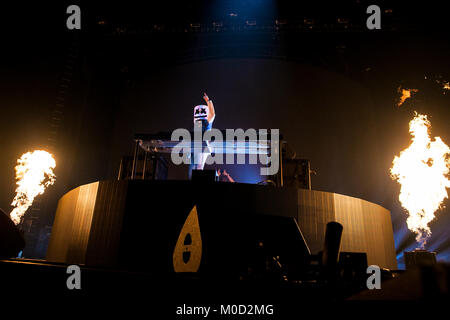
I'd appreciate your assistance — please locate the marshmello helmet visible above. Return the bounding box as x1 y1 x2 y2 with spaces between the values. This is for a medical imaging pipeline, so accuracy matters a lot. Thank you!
193 104 209 124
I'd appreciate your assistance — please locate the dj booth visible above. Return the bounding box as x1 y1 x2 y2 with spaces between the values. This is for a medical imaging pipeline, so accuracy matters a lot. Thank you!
119 131 288 186
46 131 397 275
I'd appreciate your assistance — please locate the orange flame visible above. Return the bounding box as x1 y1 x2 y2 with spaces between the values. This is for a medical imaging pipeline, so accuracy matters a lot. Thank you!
9 150 56 225
390 113 450 248
397 87 418 107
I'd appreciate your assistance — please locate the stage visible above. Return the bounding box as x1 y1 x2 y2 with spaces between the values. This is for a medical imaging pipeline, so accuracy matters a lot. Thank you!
45 180 397 271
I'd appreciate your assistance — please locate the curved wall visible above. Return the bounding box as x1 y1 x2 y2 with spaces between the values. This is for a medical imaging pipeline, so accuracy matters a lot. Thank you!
297 189 397 270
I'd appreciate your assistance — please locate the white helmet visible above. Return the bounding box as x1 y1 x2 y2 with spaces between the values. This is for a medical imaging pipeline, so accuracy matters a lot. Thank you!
193 104 208 123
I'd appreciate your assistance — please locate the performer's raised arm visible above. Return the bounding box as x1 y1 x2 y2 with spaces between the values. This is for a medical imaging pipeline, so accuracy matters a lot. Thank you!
203 92 215 123
189 92 215 176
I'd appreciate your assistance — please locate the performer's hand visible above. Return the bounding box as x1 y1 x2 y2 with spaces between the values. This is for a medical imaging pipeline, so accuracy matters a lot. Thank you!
203 92 210 103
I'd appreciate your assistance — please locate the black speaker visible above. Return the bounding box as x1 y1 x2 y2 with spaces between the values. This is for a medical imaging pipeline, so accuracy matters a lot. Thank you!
0 209 25 258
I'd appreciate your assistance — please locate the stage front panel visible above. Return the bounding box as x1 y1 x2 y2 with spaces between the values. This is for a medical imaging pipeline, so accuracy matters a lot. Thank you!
297 189 397 270
47 180 397 271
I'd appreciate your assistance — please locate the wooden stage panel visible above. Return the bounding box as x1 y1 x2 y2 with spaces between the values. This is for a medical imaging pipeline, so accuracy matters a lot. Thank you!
85 180 128 266
46 187 79 263
46 182 99 264
296 190 397 270
67 181 98 264
47 180 397 271
296 190 335 255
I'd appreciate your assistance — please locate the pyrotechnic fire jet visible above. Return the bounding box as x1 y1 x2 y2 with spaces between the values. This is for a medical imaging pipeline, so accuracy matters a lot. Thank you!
9 150 56 225
391 113 450 248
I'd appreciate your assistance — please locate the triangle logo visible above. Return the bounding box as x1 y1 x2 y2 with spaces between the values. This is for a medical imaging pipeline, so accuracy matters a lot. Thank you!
173 205 202 272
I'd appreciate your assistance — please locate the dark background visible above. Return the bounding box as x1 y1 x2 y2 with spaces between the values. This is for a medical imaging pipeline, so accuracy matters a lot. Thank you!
1 1 450 268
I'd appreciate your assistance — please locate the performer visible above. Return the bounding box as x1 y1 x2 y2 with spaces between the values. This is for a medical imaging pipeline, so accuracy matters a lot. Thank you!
189 93 215 178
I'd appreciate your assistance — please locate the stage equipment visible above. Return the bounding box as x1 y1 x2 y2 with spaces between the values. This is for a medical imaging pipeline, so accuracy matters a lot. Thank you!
248 215 311 280
117 153 167 180
133 131 286 186
322 222 343 268
0 209 25 258
320 221 343 284
282 158 311 189
404 250 437 270
338 252 368 290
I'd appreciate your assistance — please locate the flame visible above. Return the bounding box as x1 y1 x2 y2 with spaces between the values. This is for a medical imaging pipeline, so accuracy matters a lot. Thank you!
434 79 450 93
390 113 450 248
427 76 450 93
9 150 56 225
397 86 418 107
